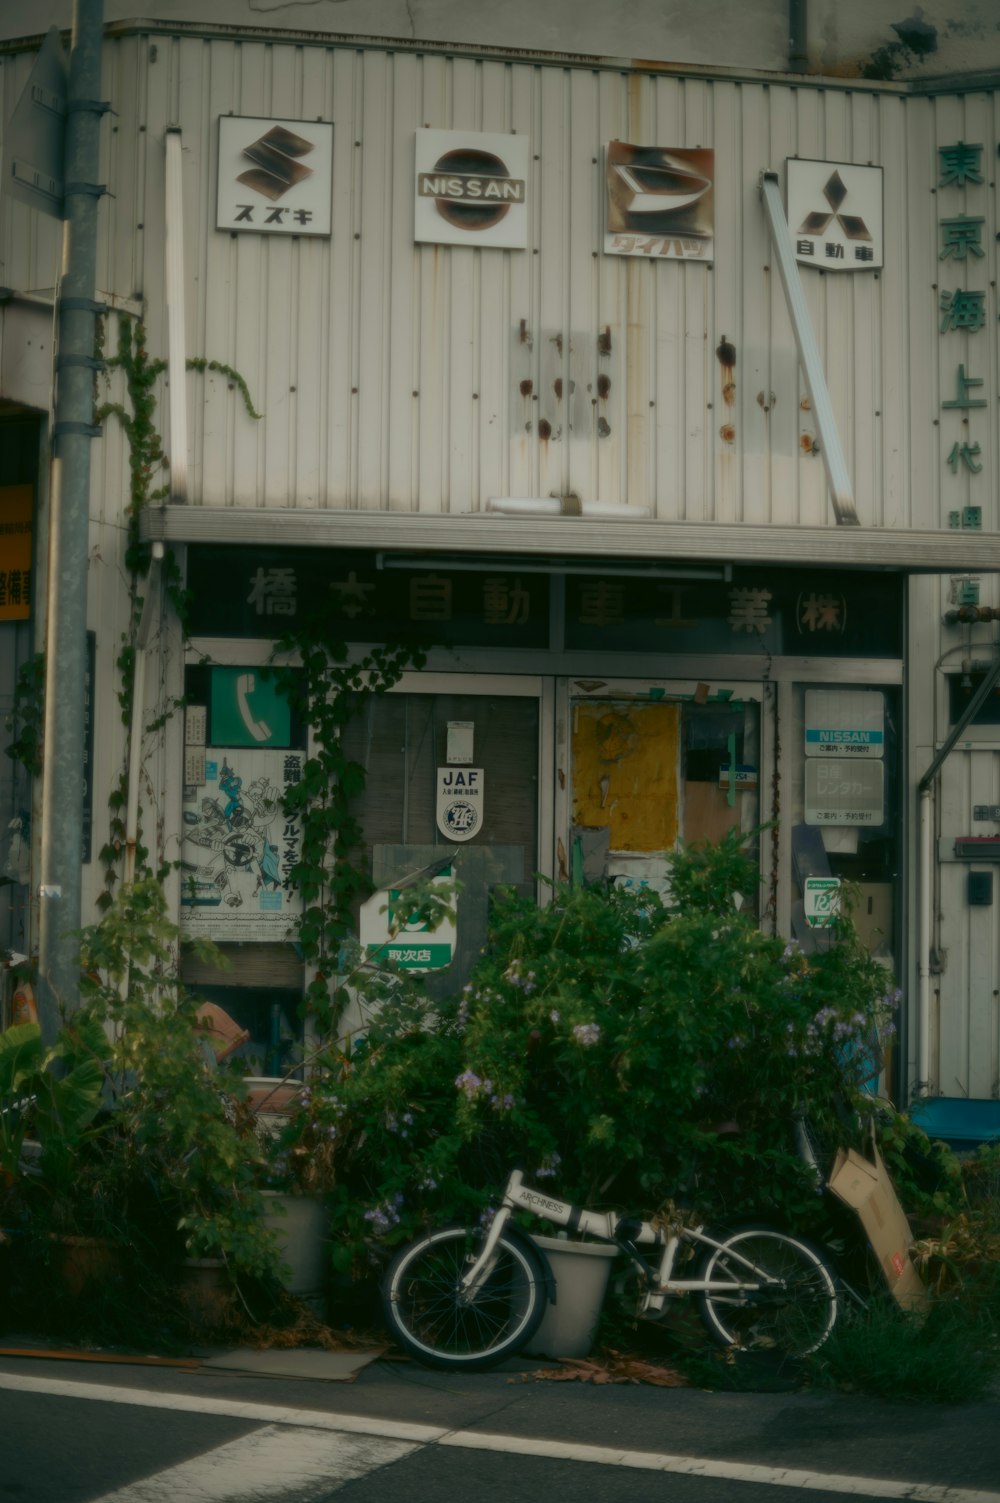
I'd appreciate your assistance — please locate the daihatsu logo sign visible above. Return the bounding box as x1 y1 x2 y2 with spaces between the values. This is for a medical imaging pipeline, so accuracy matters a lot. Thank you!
415 129 529 249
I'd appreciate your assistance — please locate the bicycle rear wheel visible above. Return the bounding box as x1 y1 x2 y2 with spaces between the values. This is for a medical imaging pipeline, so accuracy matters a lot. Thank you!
382 1225 547 1370
696 1225 840 1358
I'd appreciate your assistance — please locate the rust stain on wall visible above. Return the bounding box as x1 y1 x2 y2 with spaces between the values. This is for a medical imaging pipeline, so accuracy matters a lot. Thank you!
716 336 736 407
571 701 679 851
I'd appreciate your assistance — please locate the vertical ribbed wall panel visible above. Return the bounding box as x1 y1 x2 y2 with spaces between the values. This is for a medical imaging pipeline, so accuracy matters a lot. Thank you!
2 36 999 534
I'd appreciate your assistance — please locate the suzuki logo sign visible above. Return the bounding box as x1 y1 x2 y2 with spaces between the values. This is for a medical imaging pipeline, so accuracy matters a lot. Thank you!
217 117 333 236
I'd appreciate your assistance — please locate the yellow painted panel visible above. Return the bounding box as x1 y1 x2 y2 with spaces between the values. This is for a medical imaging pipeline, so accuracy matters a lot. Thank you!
0 486 32 621
571 701 679 852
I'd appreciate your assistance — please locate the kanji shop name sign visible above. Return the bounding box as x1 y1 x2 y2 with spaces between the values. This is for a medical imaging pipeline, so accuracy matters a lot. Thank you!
935 140 991 527
786 159 883 271
217 117 333 236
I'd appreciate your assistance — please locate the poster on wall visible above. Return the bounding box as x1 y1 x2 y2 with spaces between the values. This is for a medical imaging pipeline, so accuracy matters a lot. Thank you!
786 159 883 271
180 748 303 939
216 116 333 236
415 129 529 249
604 142 714 260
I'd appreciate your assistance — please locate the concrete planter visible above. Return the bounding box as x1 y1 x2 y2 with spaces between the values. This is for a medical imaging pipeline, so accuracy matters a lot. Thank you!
525 1234 618 1358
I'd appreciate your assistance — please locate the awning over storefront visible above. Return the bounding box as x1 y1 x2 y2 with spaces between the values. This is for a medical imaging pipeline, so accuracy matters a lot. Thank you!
139 505 1000 574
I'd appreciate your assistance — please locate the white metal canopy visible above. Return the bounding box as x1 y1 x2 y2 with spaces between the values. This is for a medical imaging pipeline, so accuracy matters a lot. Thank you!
139 505 1000 573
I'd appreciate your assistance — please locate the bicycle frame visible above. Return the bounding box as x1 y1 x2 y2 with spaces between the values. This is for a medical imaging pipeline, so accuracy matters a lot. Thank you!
459 1170 794 1314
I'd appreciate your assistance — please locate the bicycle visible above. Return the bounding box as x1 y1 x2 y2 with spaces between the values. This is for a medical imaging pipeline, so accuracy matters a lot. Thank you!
382 1168 842 1371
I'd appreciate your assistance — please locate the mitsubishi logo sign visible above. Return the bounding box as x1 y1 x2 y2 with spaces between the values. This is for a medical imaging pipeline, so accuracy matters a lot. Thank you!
786 159 883 271
415 129 529 248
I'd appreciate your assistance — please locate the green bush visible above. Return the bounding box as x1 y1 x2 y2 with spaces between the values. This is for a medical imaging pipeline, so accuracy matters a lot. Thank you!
323 829 899 1274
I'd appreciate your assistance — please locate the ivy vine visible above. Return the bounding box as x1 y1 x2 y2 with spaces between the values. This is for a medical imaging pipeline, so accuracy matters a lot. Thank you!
265 610 426 1034
3 652 46 780
93 315 262 903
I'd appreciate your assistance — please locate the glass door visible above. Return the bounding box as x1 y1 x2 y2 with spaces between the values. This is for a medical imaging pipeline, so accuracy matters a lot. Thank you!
340 674 550 1010
558 679 765 901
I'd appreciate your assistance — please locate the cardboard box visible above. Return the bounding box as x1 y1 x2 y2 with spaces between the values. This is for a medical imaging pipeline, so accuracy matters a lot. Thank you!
828 1145 930 1312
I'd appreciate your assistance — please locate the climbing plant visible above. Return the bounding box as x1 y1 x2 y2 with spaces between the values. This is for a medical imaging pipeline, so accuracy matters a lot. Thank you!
266 607 427 1035
3 652 46 780
93 316 261 901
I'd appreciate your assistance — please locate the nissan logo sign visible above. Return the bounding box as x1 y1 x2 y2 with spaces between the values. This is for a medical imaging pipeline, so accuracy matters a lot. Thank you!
418 147 525 231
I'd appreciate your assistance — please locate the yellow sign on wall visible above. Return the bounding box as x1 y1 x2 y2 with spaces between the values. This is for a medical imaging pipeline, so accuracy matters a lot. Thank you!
0 486 33 621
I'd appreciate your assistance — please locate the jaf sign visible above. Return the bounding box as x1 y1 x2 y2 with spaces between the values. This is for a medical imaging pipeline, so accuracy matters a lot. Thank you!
436 767 484 842
358 868 456 971
804 877 842 929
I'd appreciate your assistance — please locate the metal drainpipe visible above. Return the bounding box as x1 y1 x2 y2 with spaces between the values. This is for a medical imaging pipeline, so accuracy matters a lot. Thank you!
789 0 809 72
36 0 105 1044
915 649 1000 1097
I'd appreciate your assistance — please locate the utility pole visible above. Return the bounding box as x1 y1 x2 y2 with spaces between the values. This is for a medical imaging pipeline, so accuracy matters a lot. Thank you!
36 0 105 1044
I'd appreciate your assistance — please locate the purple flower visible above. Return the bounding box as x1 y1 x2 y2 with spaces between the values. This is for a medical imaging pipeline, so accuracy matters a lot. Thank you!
572 1023 601 1047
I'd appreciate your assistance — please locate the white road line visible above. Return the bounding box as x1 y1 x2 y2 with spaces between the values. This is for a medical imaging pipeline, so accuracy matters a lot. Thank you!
2 1371 998 1503
87 1423 416 1502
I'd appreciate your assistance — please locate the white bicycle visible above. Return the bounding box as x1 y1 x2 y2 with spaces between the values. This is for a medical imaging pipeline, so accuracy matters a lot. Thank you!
382 1168 842 1371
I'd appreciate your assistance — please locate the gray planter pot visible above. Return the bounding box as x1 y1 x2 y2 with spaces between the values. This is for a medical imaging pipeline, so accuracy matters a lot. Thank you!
525 1234 618 1358
261 1191 330 1316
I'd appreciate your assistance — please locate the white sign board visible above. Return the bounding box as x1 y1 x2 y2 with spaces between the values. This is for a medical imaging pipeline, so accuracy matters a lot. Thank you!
804 876 841 928
805 690 885 758
436 766 484 842
415 129 529 249
787 159 883 271
180 748 303 938
605 143 714 261
805 759 885 827
217 117 333 236
359 868 456 971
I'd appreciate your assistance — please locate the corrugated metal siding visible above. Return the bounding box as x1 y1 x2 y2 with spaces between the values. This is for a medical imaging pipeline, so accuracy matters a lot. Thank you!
4 29 1000 1098
2 36 999 537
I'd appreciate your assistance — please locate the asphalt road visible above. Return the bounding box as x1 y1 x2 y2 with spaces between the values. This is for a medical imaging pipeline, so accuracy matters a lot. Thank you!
2 1351 999 1502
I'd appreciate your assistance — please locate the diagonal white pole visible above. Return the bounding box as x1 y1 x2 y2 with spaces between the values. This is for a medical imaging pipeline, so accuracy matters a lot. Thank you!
759 171 859 526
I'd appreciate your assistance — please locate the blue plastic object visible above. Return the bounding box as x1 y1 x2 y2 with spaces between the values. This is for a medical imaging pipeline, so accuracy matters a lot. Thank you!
909 1097 1000 1147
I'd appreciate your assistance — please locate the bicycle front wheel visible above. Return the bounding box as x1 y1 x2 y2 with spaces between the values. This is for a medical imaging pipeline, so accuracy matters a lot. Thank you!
382 1225 547 1370
696 1225 840 1358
